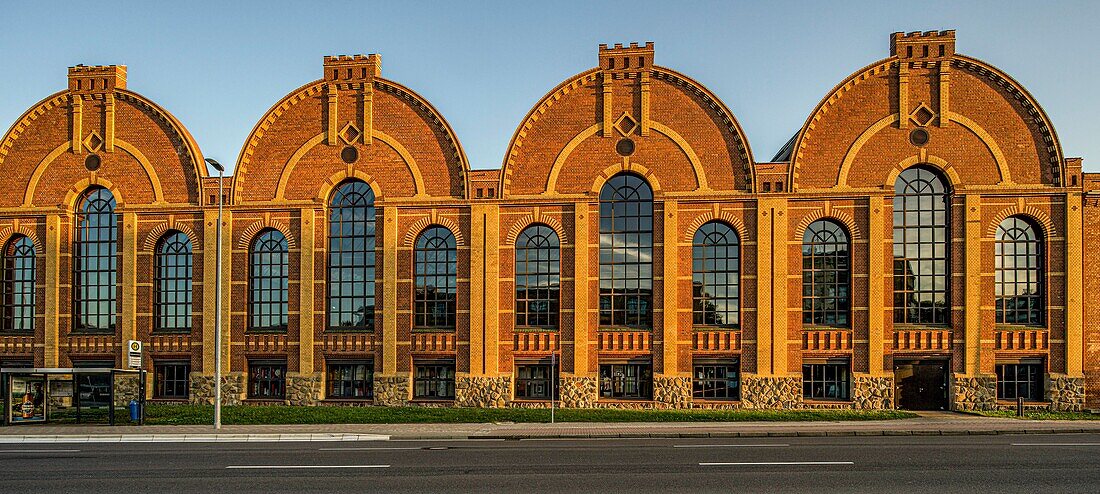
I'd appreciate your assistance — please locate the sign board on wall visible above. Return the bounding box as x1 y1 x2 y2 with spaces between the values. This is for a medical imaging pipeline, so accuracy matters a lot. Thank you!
127 340 143 369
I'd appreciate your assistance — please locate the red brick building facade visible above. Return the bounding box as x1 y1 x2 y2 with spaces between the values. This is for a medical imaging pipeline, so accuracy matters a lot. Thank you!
0 31 1094 411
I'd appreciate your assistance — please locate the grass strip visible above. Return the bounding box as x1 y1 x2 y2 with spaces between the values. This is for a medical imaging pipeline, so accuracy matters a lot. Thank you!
135 404 916 426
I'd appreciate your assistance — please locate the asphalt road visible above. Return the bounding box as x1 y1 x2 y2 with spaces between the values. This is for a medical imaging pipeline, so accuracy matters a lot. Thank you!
1 434 1098 493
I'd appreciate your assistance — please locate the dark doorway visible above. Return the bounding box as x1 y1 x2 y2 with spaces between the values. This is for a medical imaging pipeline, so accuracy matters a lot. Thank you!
894 359 948 410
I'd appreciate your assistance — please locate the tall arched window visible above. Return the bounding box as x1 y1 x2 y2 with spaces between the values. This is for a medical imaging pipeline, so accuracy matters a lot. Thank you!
327 181 376 331
892 166 950 325
692 221 740 327
802 220 850 327
414 226 456 329
515 224 560 328
74 188 118 332
249 229 288 332
599 173 653 328
154 231 193 332
2 236 36 333
995 216 1043 326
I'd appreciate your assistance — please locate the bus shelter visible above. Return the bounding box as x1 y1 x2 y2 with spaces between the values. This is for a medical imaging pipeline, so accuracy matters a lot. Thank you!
1 368 146 426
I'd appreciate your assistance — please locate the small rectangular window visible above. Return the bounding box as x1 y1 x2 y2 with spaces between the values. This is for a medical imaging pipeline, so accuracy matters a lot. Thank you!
327 361 374 399
763 182 771 192
154 361 190 399
599 362 652 399
996 363 1043 401
248 360 287 399
488 188 495 198
476 188 483 198
515 362 557 400
414 361 455 399
802 361 850 401
693 359 740 400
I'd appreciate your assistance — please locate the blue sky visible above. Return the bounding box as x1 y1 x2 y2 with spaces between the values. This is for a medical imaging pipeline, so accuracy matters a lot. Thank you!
1 1 1097 171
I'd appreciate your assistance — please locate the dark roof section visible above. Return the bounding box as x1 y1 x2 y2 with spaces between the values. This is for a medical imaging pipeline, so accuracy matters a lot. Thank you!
771 133 798 162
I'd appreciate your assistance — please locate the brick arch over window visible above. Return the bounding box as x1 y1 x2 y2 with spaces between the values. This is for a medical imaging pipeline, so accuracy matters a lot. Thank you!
402 216 466 248
682 211 748 245
986 205 1057 239
0 78 207 208
0 226 44 256
233 60 469 203
236 219 297 250
316 170 384 203
141 222 200 252
499 53 755 198
505 214 568 246
794 209 862 242
787 33 1064 191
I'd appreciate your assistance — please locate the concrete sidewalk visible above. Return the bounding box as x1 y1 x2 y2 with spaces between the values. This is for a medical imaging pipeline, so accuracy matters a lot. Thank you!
1 412 1098 442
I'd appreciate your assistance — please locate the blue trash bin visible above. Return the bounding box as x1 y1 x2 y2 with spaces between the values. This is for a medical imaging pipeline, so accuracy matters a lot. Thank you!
128 399 140 422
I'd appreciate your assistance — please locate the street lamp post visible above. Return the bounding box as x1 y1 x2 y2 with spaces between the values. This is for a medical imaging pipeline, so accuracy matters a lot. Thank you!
204 158 225 430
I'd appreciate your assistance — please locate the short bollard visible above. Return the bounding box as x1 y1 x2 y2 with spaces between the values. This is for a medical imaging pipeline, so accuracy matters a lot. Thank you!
1016 396 1024 417
128 399 141 422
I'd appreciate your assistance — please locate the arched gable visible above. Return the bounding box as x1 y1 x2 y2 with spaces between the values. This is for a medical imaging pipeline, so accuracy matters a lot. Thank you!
232 55 468 203
499 43 754 198
0 66 206 208
788 31 1064 191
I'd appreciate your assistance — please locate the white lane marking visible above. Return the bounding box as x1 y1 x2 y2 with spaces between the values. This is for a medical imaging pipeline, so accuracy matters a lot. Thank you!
319 447 424 451
518 437 663 441
0 449 81 453
699 461 854 466
674 444 788 448
226 465 391 469
1012 443 1100 446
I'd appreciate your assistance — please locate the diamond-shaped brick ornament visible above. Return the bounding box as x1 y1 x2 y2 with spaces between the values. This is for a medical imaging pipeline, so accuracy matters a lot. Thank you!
83 131 104 152
338 122 362 145
909 103 936 127
613 112 639 137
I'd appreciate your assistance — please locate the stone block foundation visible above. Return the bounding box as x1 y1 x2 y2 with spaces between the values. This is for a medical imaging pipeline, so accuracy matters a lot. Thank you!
558 374 598 408
373 375 411 406
285 372 323 406
454 375 511 408
741 376 802 409
851 375 894 410
952 375 997 411
653 375 692 409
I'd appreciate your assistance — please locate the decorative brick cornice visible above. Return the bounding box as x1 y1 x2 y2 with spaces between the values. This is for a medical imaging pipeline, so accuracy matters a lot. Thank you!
682 210 748 244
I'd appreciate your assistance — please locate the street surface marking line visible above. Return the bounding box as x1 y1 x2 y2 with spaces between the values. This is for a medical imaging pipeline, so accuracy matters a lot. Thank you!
226 465 391 469
699 461 854 466
1011 443 1100 446
674 444 789 448
319 447 423 451
0 449 81 453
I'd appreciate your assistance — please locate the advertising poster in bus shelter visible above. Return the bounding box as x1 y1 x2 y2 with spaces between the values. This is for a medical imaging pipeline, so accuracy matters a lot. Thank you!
9 376 46 423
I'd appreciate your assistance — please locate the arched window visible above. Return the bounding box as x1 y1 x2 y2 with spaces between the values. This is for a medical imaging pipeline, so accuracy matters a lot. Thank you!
74 188 118 332
2 236 36 332
692 221 740 327
327 181 376 331
599 173 653 328
995 217 1043 325
515 224 560 328
154 231 193 332
414 226 456 329
892 166 950 325
802 220 850 327
249 229 288 332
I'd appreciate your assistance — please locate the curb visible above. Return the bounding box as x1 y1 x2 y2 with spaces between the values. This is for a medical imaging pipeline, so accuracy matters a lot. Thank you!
466 429 1100 440
0 433 391 443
